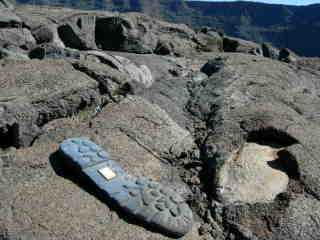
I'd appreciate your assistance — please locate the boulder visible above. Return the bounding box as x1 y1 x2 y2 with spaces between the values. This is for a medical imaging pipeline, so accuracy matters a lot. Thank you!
72 59 131 100
95 15 153 54
108 51 190 81
32 24 65 48
154 34 198 57
279 48 298 63
200 57 226 77
95 13 199 56
77 51 171 89
0 28 36 50
114 55 154 88
223 36 262 55
262 42 279 60
196 31 223 52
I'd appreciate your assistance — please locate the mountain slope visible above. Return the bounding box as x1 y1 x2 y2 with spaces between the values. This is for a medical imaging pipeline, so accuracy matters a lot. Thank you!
15 0 320 56
186 1 320 56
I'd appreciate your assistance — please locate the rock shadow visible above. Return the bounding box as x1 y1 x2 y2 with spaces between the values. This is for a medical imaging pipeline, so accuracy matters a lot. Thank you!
49 150 182 239
58 24 86 50
95 17 126 51
247 127 299 148
0 123 20 149
267 149 300 180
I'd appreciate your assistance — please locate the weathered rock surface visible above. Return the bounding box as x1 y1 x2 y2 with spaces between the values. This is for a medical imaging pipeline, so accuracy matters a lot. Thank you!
95 13 199 56
109 51 190 81
0 9 21 27
188 53 320 239
196 30 223 52
0 96 200 240
0 0 13 9
0 4 320 240
297 57 320 71
277 197 320 240
217 143 289 204
0 59 99 147
223 195 320 240
195 53 320 195
0 46 29 60
0 27 36 50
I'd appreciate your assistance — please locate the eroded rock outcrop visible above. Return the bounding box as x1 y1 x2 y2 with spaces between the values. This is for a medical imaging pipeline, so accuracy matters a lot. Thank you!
95 13 199 56
0 59 99 147
188 53 320 239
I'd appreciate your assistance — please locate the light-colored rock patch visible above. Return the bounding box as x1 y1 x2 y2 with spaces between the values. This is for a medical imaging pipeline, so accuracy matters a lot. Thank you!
115 55 154 88
217 142 289 204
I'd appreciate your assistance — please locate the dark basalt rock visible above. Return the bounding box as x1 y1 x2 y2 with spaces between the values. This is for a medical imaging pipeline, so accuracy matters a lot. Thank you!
154 40 172 55
200 57 226 77
95 14 199 56
262 42 279 60
58 14 97 50
223 36 262 55
95 16 152 54
279 48 298 63
29 44 81 60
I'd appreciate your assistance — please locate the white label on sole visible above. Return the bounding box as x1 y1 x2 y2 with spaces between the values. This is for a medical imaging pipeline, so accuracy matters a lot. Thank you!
98 167 116 180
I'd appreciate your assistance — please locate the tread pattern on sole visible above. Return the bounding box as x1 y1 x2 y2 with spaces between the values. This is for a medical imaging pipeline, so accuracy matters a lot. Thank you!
59 138 193 237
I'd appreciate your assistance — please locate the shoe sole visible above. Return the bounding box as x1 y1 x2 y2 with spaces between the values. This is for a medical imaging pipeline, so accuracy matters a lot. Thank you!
59 137 193 237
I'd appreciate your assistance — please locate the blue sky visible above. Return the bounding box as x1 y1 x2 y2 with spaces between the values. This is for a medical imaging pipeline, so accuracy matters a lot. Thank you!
187 0 320 6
